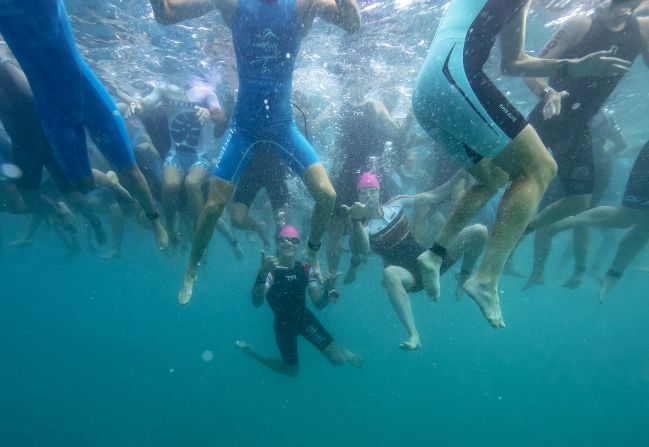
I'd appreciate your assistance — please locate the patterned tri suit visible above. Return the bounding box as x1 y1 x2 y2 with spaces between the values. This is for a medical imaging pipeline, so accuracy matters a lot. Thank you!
213 0 319 184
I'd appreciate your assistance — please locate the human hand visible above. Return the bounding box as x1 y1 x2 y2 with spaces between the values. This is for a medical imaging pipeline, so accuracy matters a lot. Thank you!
341 202 367 220
542 90 569 120
569 51 631 77
259 250 286 276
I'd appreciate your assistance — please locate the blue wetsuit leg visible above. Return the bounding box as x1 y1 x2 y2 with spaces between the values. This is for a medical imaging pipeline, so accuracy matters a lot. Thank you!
269 122 319 177
0 0 134 184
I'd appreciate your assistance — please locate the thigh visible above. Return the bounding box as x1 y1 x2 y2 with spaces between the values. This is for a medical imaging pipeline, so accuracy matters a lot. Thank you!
213 127 257 186
273 123 320 177
300 310 334 352
274 320 299 366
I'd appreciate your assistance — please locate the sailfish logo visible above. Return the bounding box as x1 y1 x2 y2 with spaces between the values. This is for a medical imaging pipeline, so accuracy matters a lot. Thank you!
251 28 280 74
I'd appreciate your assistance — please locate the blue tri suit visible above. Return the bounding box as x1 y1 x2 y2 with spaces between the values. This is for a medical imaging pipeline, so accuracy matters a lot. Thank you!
213 0 319 184
0 0 135 189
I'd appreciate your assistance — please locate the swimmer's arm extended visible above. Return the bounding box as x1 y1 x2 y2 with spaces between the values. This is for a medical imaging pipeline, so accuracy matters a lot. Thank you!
310 0 361 33
500 3 630 78
523 16 591 98
349 219 370 257
148 0 235 25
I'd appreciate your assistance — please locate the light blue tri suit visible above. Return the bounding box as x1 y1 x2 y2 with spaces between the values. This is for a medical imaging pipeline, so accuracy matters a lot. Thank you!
213 0 319 185
0 0 135 190
413 0 529 167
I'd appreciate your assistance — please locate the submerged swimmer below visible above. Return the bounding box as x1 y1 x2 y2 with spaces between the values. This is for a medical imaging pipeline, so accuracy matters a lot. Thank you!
236 225 362 376
344 172 487 349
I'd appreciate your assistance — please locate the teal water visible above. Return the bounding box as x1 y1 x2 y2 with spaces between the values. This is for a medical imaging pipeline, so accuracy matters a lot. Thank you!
2 216 648 447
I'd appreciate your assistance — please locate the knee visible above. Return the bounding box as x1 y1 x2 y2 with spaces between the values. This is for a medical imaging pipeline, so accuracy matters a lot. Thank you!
184 177 205 196
382 266 399 288
163 178 181 195
204 196 226 220
313 182 337 207
230 208 247 229
470 224 488 244
535 156 558 189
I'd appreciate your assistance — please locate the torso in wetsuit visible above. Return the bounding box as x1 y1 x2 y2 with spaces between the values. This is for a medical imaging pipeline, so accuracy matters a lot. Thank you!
266 261 310 321
538 12 642 123
231 0 300 129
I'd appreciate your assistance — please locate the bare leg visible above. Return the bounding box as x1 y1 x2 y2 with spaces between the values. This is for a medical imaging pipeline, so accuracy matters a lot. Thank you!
382 266 421 350
326 214 347 274
184 166 209 230
118 165 168 249
101 202 124 259
162 166 182 245
231 202 270 248
179 177 234 305
599 218 649 302
524 194 591 290
464 125 557 328
302 163 336 276
216 218 242 259
235 340 299 377
445 224 488 300
418 158 508 300
562 226 588 289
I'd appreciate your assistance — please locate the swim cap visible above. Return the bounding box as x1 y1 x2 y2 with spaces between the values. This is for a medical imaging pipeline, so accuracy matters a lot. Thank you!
357 172 380 189
278 225 299 239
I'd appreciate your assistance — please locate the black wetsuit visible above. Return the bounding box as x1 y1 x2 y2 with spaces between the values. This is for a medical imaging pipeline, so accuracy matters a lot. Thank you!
265 261 333 365
528 12 642 196
622 140 649 210
0 61 72 192
333 101 401 215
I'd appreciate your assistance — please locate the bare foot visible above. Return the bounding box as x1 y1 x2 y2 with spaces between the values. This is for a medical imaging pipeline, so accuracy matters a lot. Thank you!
417 250 442 301
522 272 544 291
235 340 254 356
100 250 121 260
463 276 505 329
562 273 583 289
454 271 470 301
598 274 619 304
399 334 421 351
343 265 357 284
178 273 196 305
153 221 169 250
8 238 32 248
346 352 363 368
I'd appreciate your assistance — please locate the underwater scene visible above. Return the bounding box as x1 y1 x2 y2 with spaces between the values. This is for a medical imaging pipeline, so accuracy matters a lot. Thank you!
1 1 649 446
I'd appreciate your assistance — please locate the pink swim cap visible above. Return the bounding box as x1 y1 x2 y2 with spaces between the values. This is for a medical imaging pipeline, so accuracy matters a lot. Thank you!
278 225 299 239
357 172 380 189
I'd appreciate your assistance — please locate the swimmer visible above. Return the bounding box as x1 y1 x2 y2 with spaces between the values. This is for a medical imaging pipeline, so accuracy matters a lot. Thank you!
345 173 487 349
0 0 169 249
235 225 362 376
412 0 630 328
148 0 361 305
549 139 649 302
522 0 649 290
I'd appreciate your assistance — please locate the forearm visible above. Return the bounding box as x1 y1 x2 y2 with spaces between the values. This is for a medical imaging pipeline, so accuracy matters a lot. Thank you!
502 53 568 78
251 279 265 307
148 0 216 25
349 220 369 256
